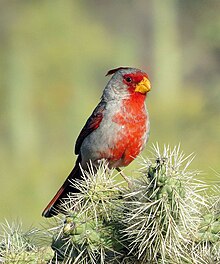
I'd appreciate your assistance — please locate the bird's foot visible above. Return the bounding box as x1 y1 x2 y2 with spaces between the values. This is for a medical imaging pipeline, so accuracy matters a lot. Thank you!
116 168 132 189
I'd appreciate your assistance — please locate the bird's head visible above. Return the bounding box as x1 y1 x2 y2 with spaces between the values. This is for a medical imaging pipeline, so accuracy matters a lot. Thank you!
103 67 151 100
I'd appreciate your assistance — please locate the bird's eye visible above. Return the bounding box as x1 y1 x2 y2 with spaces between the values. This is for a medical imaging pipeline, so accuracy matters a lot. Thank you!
125 77 132 83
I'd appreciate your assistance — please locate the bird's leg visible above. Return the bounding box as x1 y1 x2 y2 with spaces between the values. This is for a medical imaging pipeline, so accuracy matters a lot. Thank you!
116 167 132 189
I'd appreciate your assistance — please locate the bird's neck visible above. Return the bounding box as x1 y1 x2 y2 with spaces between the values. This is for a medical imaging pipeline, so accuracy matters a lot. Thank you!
117 92 147 122
126 91 146 107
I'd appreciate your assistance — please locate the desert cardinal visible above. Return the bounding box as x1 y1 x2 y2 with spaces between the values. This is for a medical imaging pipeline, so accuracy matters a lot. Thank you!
42 67 151 217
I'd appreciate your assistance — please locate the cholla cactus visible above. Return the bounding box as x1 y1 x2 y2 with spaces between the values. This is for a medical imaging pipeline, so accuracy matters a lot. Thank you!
50 160 125 264
49 145 209 264
191 189 220 263
121 144 206 263
2 145 218 264
0 220 53 263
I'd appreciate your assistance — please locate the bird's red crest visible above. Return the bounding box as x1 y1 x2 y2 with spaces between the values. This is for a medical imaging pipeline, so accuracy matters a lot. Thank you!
105 67 130 76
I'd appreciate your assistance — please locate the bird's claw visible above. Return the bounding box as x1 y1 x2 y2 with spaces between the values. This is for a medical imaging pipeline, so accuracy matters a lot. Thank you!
116 168 133 189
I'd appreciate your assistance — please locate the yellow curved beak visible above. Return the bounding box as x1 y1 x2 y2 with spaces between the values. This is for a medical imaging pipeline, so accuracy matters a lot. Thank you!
135 77 151 94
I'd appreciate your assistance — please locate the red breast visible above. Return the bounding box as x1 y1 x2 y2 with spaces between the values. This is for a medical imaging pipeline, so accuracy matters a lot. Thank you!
108 92 149 167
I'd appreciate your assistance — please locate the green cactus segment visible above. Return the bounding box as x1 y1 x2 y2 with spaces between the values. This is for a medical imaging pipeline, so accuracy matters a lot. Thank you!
121 145 203 263
192 198 220 263
52 213 124 263
197 211 220 243
0 221 53 263
146 158 187 223
50 161 124 263
62 214 120 249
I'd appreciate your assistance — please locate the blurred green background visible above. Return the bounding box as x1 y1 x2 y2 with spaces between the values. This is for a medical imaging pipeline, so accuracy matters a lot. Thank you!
0 0 219 227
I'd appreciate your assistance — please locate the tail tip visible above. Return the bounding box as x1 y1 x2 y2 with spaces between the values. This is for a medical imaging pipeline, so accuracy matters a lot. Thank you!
42 208 51 218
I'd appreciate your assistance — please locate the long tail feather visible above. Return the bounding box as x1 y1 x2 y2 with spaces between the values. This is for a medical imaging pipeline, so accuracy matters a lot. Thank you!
42 157 81 218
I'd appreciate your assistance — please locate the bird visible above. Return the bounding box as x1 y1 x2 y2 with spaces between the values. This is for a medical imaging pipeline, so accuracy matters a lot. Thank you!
42 67 151 218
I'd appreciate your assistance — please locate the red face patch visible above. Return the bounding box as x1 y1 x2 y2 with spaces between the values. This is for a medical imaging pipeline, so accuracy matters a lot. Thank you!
123 72 149 87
